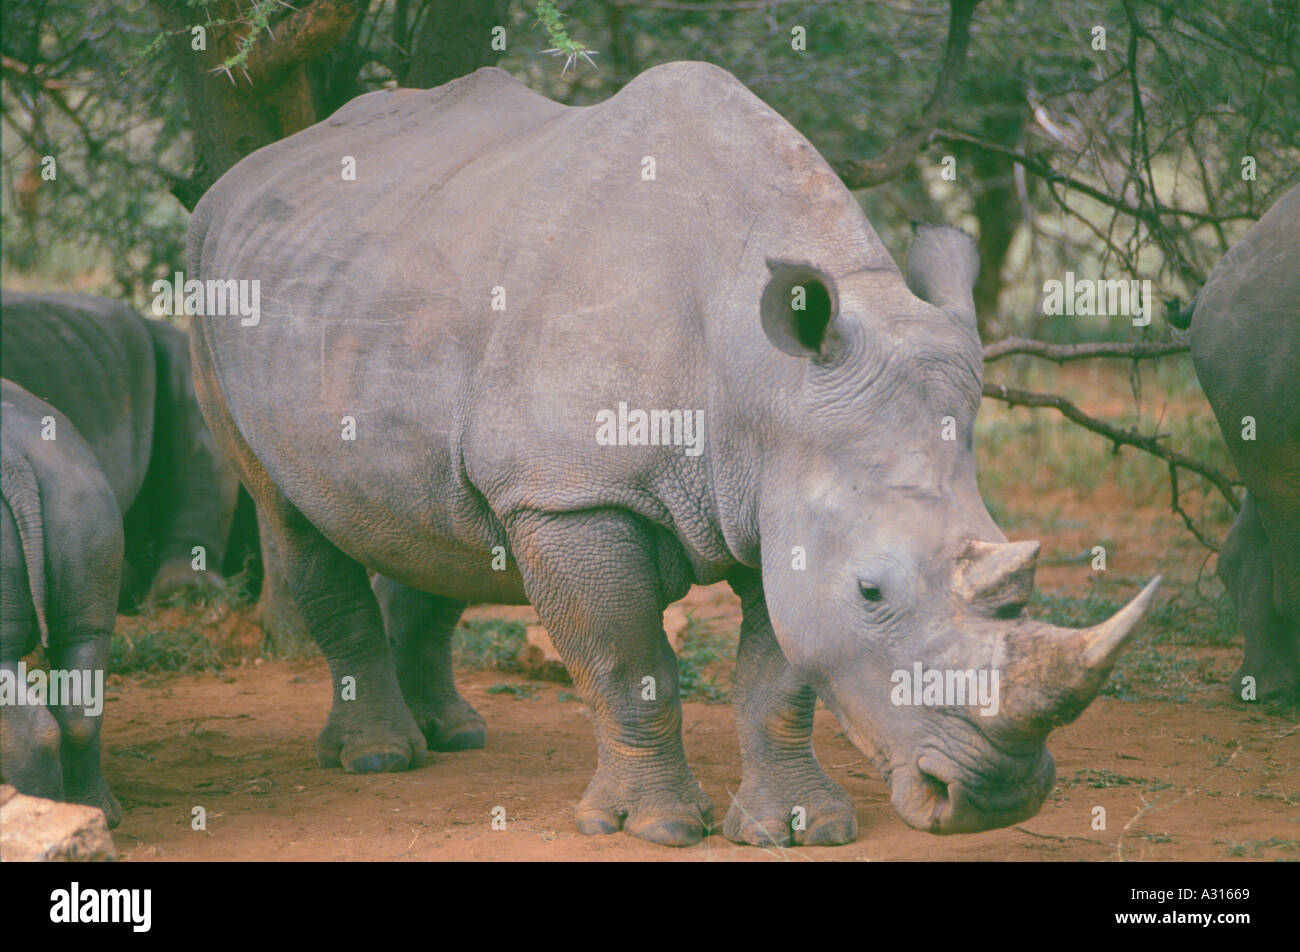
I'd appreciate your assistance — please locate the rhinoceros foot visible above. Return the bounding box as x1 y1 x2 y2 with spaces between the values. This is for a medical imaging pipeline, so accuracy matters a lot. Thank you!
723 772 857 847
314 700 428 774
146 561 226 605
65 778 122 830
413 696 486 752
574 766 715 847
1231 661 1299 704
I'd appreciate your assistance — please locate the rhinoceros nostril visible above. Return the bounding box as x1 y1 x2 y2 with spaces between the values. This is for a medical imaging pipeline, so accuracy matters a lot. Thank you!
917 769 950 826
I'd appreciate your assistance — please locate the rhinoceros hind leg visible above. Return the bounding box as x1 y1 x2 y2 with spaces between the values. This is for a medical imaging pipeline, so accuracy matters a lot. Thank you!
257 495 427 773
372 576 485 751
722 572 857 847
1220 494 1300 702
0 664 64 803
507 510 713 847
48 631 121 828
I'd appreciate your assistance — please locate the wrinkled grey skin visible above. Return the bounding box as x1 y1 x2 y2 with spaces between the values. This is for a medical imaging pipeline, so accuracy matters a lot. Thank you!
1181 184 1300 702
190 62 1158 846
1 292 239 605
1 379 122 826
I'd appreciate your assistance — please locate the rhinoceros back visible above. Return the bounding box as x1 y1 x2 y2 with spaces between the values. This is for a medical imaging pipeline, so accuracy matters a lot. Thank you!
189 62 891 573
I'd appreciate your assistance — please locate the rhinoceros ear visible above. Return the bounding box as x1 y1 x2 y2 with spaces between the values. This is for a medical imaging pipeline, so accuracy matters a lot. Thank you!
906 224 979 329
760 259 841 360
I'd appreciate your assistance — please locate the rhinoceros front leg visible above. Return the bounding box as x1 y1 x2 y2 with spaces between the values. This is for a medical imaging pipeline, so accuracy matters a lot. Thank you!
723 571 857 846
507 510 713 847
261 496 427 773
372 576 486 751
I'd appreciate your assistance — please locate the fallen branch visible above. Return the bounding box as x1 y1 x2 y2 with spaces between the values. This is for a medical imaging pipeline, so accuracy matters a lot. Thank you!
982 380 1241 514
983 337 1189 363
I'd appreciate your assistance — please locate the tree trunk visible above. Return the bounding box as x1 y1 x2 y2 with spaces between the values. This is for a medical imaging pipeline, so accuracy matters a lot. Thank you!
402 0 510 89
150 0 362 209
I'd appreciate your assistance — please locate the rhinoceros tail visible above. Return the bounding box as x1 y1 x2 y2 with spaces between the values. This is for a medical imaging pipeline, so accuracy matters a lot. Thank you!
1 452 50 647
1168 290 1198 330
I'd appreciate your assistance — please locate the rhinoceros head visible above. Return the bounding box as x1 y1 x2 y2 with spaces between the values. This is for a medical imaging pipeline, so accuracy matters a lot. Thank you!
751 224 1160 833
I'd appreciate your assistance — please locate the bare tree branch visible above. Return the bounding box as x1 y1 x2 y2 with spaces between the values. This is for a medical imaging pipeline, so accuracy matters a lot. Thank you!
930 128 1254 226
1168 461 1220 552
836 0 979 189
981 380 1241 514
983 337 1189 363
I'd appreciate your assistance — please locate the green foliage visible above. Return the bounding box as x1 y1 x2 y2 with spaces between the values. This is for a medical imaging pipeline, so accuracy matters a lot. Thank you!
533 0 597 70
676 616 732 703
110 627 223 674
453 618 527 672
1060 768 1175 791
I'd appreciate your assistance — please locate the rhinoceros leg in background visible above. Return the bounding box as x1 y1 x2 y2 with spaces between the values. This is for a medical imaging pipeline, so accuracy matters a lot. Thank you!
1219 493 1300 700
371 576 486 751
723 570 856 846
133 318 239 603
252 504 310 646
506 509 714 846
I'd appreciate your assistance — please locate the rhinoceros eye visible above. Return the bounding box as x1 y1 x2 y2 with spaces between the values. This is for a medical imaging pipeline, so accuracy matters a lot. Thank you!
859 581 884 603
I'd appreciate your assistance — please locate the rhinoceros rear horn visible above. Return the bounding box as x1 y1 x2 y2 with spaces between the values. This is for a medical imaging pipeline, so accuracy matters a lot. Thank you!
760 259 840 360
996 576 1163 733
955 539 1040 617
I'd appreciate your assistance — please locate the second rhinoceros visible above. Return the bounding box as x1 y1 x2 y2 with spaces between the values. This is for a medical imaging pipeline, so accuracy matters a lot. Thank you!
189 62 1159 847
1174 183 1300 702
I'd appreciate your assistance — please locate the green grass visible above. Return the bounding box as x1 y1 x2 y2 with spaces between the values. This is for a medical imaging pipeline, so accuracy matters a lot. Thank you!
110 627 224 674
1218 838 1300 858
676 616 733 703
1060 768 1175 791
453 618 528 672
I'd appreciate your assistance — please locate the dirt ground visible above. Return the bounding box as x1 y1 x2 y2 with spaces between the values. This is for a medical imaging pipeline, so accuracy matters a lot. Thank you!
102 581 1298 862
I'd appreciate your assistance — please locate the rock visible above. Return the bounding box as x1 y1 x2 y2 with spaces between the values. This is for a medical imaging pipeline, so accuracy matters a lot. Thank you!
0 785 117 862
663 605 689 654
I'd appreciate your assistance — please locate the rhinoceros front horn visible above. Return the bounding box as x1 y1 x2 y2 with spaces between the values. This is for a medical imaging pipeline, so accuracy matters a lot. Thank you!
994 576 1163 733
